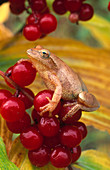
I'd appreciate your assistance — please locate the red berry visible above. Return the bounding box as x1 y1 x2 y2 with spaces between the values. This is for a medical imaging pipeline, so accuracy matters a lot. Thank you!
20 126 43 150
69 13 79 23
39 14 57 34
108 2 110 11
44 133 60 148
60 125 82 148
38 117 60 137
59 100 82 124
71 145 81 163
64 0 82 12
79 3 94 21
50 146 72 168
15 88 34 109
30 0 47 13
6 112 31 133
27 13 41 25
1 97 25 122
28 145 51 167
23 24 41 41
34 90 61 117
73 121 87 139
31 109 41 123
9 3 25 15
12 60 36 87
5 66 14 88
53 0 67 15
0 89 12 107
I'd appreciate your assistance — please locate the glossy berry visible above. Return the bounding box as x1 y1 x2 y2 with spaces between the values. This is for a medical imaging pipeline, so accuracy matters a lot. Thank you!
38 117 60 137
59 100 82 124
0 89 12 107
30 0 47 13
12 60 36 87
60 125 82 148
64 0 82 12
31 109 41 123
20 126 43 150
73 121 87 139
44 133 60 148
6 112 31 133
53 0 67 15
39 14 57 34
28 145 51 167
79 3 94 21
5 66 14 88
1 97 25 122
26 13 41 25
50 146 72 168
71 145 81 163
23 24 41 41
15 88 34 109
34 90 61 117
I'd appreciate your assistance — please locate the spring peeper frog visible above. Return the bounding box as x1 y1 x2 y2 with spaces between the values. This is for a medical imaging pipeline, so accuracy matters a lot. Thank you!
27 45 100 120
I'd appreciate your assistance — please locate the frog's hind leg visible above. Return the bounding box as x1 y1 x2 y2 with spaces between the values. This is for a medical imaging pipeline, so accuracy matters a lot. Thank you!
62 103 99 121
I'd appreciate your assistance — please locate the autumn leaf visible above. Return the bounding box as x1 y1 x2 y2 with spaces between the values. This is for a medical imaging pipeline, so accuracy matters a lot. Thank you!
74 150 110 170
0 2 13 41
81 15 110 48
0 2 10 23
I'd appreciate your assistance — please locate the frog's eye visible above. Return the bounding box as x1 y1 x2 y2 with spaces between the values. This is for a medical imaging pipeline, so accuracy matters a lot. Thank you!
41 50 50 59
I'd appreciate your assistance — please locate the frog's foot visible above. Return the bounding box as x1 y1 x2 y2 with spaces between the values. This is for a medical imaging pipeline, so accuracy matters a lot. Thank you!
39 97 57 117
63 101 77 107
62 103 99 121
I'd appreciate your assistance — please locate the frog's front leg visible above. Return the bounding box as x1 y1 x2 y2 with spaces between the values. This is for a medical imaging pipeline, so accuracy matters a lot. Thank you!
40 71 62 117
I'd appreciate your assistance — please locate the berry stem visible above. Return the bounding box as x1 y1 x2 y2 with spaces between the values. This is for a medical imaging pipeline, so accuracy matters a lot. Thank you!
68 164 73 170
0 70 34 103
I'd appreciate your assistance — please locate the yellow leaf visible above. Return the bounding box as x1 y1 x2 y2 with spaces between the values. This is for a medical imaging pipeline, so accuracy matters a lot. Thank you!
0 36 110 133
0 2 10 23
81 15 110 49
73 150 110 170
8 136 27 168
0 24 13 41
20 154 65 170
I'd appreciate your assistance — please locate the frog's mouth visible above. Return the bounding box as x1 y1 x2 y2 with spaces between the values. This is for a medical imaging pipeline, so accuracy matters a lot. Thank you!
27 49 39 57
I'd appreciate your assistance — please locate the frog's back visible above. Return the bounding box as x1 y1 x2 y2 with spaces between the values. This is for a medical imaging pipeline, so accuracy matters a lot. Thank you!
51 54 88 100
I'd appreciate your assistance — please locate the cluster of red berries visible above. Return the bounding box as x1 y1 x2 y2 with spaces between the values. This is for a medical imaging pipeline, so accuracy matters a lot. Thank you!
7 0 94 41
8 0 57 41
0 60 87 168
53 0 94 24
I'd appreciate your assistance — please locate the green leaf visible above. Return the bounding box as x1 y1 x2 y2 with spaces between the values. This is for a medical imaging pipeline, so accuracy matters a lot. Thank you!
73 150 110 170
0 136 18 169
81 15 110 49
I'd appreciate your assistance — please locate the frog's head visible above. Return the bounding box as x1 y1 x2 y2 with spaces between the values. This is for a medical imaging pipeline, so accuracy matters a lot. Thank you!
27 45 57 70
